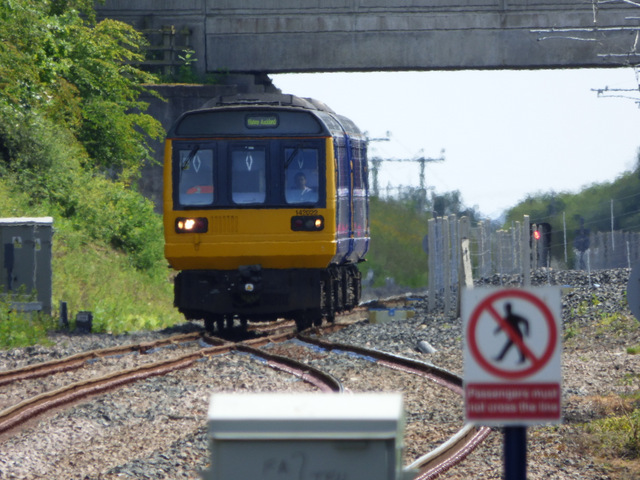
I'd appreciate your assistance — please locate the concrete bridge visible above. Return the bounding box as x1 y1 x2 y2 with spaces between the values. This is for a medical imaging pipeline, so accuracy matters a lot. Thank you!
98 0 640 73
96 0 640 211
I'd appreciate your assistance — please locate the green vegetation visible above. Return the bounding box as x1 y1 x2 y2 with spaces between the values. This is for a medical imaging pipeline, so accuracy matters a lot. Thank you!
361 196 429 287
562 309 640 475
504 152 640 267
628 345 640 355
0 0 181 348
361 188 481 288
577 394 640 477
0 297 52 349
0 139 182 343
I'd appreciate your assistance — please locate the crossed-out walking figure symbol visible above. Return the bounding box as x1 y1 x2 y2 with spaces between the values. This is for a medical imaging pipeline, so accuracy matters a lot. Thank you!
494 302 530 364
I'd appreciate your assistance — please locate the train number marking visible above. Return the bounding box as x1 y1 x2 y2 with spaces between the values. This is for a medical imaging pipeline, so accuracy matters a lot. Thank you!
296 209 318 216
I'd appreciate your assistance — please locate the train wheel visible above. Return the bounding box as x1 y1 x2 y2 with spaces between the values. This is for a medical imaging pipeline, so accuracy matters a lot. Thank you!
322 277 336 324
333 272 343 312
294 317 310 331
216 316 225 333
311 309 323 327
353 266 362 305
294 311 313 331
204 316 215 334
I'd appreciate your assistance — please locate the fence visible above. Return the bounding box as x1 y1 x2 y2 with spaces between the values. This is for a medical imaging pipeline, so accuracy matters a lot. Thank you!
140 25 193 77
426 214 640 316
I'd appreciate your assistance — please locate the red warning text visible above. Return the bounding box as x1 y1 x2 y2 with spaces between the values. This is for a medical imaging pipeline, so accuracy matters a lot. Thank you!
465 383 561 422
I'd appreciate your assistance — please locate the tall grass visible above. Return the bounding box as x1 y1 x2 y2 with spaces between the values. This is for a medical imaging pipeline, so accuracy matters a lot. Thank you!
0 295 57 349
53 224 182 334
0 178 183 349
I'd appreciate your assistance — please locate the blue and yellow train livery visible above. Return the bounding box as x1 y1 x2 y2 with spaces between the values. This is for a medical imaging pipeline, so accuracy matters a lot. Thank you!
163 93 369 331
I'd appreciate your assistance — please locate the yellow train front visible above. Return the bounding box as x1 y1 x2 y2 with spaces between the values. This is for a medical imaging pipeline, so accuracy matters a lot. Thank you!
163 93 370 332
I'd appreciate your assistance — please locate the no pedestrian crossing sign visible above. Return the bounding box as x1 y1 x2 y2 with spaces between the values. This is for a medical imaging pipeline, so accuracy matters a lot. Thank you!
462 287 562 426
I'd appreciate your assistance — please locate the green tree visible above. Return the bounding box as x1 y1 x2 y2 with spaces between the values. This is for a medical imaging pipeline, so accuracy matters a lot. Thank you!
0 0 162 183
0 0 165 270
505 158 640 267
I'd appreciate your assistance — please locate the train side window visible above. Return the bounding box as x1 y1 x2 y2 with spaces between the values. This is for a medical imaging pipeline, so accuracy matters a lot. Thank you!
231 146 266 204
285 147 319 204
178 148 215 206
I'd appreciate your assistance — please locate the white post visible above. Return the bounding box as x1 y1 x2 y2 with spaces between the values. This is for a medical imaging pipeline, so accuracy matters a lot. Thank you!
522 215 531 287
428 218 436 313
442 216 451 316
458 216 472 317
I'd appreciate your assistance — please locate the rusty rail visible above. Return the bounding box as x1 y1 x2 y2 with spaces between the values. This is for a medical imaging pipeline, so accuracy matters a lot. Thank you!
0 332 208 387
297 334 492 479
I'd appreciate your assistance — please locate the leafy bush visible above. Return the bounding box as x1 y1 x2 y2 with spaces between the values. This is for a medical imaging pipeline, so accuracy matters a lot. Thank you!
0 1 164 270
0 1 163 181
0 1 181 348
68 175 164 272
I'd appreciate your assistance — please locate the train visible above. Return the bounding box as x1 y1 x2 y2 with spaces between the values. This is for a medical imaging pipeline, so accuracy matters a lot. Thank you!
163 93 370 332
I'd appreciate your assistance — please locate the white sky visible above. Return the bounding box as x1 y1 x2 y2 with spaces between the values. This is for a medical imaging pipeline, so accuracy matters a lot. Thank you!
271 69 640 219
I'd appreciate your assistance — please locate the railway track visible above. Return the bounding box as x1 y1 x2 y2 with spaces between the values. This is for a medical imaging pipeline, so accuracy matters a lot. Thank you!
264 335 491 479
0 332 209 388
0 317 489 479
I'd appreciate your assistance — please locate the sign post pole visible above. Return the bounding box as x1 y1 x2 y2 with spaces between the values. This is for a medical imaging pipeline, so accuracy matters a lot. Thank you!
463 287 562 480
504 426 527 480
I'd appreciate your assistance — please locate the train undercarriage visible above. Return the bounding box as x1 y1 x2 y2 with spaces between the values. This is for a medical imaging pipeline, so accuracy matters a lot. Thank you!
174 263 362 332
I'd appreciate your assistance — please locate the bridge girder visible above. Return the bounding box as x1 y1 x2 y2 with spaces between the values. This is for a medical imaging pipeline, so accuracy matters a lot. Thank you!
97 1 640 73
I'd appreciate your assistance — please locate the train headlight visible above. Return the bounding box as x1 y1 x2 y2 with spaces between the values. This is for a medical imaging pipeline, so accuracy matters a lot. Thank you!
175 217 208 233
291 215 324 231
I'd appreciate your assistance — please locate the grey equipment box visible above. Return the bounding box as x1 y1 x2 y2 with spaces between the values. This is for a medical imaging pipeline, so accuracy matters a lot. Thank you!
0 217 53 314
207 392 414 480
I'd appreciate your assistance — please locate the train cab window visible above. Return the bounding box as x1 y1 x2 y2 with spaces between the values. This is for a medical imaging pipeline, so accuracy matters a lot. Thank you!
285 147 319 204
178 148 215 206
231 146 266 204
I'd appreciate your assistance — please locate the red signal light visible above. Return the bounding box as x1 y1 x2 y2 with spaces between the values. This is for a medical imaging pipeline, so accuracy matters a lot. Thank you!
533 230 541 241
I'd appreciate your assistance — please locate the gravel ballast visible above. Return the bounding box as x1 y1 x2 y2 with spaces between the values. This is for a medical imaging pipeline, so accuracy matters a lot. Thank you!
1 268 639 479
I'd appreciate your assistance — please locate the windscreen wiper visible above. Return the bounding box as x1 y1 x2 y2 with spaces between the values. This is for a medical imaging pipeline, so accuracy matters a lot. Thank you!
181 145 200 170
284 145 301 168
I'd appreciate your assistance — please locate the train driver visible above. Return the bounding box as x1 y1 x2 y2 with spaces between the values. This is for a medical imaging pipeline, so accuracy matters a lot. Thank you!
290 172 317 203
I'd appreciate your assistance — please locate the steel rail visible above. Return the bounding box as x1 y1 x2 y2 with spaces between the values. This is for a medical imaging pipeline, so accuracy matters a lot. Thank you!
235 344 343 393
0 330 341 437
0 332 209 387
297 334 492 479
0 343 235 436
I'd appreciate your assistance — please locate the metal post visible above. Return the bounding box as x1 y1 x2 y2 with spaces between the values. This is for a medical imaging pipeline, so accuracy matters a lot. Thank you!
59 301 69 330
611 199 615 252
504 426 527 480
522 216 531 287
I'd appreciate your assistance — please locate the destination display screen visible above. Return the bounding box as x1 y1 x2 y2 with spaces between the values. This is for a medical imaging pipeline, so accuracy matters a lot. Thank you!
174 110 326 136
246 115 279 128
